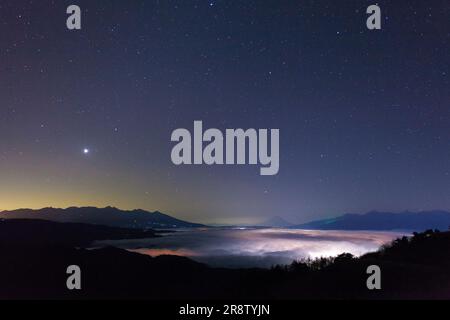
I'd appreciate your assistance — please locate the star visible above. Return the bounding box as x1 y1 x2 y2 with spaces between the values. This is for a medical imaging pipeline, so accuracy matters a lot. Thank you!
83 148 89 155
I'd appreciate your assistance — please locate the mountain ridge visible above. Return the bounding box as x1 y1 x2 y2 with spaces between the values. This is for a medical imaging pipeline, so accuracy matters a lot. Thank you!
259 216 293 227
0 206 204 229
292 210 450 231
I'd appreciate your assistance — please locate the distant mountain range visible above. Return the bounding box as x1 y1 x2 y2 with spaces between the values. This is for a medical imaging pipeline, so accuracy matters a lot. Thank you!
2 207 450 232
259 216 293 227
292 210 450 231
0 206 204 229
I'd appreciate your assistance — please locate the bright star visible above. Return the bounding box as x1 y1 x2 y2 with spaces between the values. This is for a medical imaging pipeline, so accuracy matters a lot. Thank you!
83 148 89 154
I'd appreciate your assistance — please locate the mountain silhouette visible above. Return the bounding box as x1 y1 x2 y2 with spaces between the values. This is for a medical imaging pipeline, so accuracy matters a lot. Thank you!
0 219 158 247
292 210 450 231
259 216 293 227
0 206 204 229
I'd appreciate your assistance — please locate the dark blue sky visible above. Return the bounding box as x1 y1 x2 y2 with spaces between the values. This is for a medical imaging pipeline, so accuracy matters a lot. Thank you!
1 0 449 224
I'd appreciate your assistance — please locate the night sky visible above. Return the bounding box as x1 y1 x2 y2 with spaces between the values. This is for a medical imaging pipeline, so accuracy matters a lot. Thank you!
1 0 449 224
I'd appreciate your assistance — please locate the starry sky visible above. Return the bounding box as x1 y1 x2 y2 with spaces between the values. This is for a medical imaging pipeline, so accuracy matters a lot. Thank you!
1 0 449 224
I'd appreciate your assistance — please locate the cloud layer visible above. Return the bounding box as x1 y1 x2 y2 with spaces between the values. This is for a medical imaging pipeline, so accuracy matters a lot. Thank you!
97 228 406 268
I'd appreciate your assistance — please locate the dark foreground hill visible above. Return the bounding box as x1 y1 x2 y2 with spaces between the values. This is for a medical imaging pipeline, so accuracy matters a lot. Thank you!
292 210 450 231
0 206 204 229
0 219 159 247
0 219 449 299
